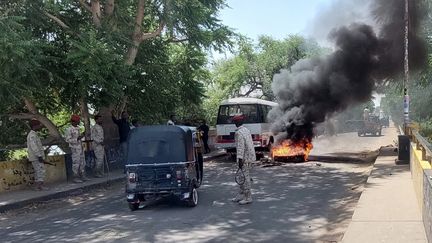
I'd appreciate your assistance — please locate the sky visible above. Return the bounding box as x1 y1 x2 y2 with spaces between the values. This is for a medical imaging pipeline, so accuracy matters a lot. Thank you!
218 0 332 41
209 0 335 60
213 0 384 107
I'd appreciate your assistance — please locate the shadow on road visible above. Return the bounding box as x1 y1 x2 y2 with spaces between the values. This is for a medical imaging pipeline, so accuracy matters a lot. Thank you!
0 160 372 243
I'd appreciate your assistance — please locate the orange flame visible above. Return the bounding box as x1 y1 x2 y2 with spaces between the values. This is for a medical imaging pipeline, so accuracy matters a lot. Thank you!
271 139 313 161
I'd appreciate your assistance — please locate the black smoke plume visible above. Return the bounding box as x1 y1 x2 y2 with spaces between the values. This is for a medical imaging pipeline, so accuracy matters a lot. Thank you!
269 0 427 145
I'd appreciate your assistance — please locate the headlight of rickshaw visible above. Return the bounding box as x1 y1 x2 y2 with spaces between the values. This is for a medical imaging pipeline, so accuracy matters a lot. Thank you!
127 172 137 190
126 172 138 190
176 170 183 180
128 172 137 183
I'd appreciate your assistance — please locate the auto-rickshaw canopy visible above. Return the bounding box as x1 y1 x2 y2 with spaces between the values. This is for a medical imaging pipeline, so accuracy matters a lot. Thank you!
126 125 195 164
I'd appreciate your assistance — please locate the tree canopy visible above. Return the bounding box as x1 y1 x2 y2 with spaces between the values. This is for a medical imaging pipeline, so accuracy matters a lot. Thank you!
0 0 234 155
203 35 327 124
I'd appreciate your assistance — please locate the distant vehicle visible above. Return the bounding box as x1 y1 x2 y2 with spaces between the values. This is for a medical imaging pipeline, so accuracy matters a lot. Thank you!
357 115 383 137
380 116 390 127
215 97 278 159
125 125 203 211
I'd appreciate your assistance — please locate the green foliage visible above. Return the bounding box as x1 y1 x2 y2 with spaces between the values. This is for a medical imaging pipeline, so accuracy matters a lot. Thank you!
0 116 28 160
0 0 234 151
64 30 133 108
419 120 432 143
381 0 432 138
9 149 27 160
0 15 45 107
209 35 325 101
164 0 234 51
381 84 403 125
202 84 227 125
418 0 432 87
129 42 208 124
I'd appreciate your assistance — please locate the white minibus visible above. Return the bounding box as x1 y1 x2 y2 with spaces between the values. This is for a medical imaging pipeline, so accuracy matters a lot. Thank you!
215 97 278 158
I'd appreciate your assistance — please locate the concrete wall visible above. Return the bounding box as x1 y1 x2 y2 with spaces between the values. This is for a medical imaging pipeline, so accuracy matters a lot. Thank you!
0 155 66 192
410 143 432 241
411 145 430 211
423 170 432 241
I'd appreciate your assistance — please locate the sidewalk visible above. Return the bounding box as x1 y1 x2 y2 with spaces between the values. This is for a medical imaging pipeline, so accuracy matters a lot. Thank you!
0 150 226 213
342 154 427 242
0 170 125 213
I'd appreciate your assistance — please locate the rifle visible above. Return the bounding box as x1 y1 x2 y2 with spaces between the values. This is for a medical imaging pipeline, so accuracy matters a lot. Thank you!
42 161 56 166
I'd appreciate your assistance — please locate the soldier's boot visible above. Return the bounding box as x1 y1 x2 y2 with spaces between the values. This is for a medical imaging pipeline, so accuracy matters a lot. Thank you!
96 166 104 177
39 182 49 190
33 181 42 191
238 191 252 205
94 171 103 178
72 175 83 183
80 171 91 181
231 193 244 202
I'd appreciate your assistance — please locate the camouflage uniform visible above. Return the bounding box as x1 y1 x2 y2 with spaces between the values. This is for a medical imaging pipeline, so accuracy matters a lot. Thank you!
91 123 104 175
234 126 256 203
65 126 85 178
27 130 46 182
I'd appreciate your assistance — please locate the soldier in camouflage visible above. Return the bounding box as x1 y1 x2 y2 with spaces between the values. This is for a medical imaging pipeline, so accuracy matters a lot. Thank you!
27 120 49 190
91 114 105 177
232 114 256 205
65 114 89 183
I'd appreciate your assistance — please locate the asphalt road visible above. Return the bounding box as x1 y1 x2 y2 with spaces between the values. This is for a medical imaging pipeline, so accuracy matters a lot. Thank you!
1 126 400 243
0 157 372 243
311 126 397 156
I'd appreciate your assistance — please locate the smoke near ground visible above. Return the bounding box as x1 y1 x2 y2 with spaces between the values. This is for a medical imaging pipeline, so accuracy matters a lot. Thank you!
269 0 427 145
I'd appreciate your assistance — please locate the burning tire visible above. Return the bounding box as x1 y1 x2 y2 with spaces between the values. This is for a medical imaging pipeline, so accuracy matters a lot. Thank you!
270 139 312 163
273 155 306 163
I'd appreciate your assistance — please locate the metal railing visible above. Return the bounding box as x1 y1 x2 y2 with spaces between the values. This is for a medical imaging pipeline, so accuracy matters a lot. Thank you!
407 125 432 163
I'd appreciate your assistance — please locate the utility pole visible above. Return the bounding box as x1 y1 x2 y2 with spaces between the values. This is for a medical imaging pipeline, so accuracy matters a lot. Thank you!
396 0 411 164
403 0 410 130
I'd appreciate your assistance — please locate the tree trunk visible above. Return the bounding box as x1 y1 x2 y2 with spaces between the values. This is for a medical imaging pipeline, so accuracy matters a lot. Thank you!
125 43 140 65
91 0 102 27
99 106 120 148
105 0 115 16
89 0 164 145
19 97 70 153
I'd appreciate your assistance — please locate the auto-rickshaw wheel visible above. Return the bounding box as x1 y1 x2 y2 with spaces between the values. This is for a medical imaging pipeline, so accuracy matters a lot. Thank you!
128 202 139 211
186 187 198 207
195 167 203 188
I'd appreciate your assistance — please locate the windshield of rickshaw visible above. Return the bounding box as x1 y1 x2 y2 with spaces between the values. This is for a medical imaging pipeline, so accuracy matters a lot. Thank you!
126 126 193 164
